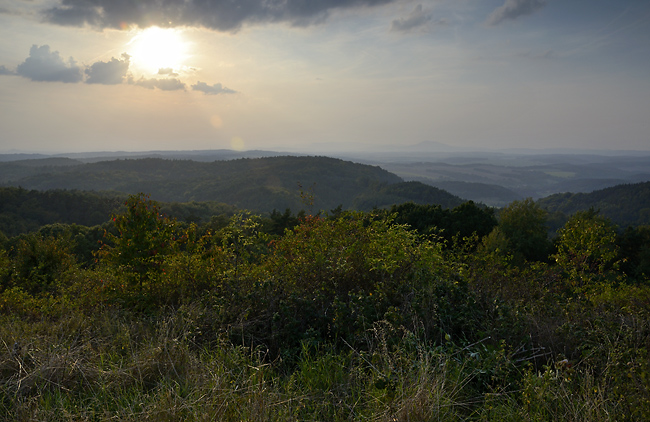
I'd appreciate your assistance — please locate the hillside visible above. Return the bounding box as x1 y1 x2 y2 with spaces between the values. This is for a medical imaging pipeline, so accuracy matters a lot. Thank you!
0 188 122 237
0 156 465 220
0 188 243 238
537 181 650 227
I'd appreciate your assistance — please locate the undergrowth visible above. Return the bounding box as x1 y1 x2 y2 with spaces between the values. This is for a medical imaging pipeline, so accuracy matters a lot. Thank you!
1 195 648 420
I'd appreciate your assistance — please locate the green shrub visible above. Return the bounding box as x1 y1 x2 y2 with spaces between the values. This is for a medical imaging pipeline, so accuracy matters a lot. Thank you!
7 233 77 296
98 193 178 290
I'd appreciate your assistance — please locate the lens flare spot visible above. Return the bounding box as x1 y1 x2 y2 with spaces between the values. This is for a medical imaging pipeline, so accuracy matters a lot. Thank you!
210 115 223 129
231 137 245 151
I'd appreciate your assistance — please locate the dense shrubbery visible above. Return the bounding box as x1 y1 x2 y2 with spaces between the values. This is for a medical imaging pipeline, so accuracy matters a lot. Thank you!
0 195 649 420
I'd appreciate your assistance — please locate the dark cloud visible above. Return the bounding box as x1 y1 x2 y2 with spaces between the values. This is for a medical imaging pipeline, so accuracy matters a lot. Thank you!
486 0 546 26
0 65 15 75
191 81 237 95
134 77 186 91
390 4 436 33
16 45 83 83
85 53 130 84
43 0 396 32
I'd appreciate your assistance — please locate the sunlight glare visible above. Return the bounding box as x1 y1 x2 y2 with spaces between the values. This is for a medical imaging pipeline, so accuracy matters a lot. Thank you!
127 27 190 75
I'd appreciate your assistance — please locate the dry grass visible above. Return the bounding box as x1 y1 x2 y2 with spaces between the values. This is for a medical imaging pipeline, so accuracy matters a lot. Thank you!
0 302 636 422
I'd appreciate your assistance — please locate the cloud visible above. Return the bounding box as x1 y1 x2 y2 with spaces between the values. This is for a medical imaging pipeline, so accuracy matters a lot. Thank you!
158 68 179 77
43 0 396 32
191 81 237 95
16 45 83 83
515 49 557 60
486 0 546 26
9 45 228 95
134 77 186 91
390 4 437 33
0 65 15 75
85 53 130 84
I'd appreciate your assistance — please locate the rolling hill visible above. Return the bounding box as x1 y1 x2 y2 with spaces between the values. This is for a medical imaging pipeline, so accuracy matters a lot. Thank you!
537 181 650 228
0 156 466 220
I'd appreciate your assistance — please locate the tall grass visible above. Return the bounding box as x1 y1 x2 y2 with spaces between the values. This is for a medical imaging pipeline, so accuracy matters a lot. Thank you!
0 303 632 421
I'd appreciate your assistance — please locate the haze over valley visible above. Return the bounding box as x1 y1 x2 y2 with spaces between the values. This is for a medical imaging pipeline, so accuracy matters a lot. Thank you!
3 144 649 209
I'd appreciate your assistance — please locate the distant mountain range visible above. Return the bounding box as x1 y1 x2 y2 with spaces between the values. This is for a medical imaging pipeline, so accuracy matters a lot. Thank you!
375 154 650 206
0 149 292 163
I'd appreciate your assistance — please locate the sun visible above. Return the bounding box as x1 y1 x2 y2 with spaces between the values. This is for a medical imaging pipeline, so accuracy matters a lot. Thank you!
127 27 190 75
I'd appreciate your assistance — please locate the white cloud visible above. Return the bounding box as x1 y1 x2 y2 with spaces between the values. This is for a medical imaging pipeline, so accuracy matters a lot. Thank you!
486 0 546 26
16 45 83 83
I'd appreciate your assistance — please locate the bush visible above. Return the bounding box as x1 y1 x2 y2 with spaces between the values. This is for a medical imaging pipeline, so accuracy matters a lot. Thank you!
97 193 178 290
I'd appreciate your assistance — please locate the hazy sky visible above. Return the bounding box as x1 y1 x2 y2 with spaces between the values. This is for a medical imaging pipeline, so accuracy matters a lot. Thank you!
1 0 649 153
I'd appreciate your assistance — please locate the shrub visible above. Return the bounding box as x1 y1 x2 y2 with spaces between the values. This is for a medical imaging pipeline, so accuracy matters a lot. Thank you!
97 193 178 290
553 210 621 291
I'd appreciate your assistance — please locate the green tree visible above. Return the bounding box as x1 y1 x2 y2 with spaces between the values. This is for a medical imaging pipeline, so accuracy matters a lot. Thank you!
495 198 551 263
618 225 650 283
0 246 12 292
0 229 8 249
266 208 300 236
98 193 177 289
390 202 447 238
215 211 268 280
8 233 77 296
553 209 620 289
390 201 496 246
448 201 497 241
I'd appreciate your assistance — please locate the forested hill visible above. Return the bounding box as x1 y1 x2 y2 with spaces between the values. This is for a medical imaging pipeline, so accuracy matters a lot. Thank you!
0 156 465 215
537 181 650 227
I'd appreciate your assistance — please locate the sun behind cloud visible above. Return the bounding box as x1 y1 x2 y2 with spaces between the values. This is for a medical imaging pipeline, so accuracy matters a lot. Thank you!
126 27 190 76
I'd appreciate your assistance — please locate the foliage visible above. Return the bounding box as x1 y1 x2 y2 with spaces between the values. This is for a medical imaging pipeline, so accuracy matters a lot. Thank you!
98 193 178 288
0 187 123 237
553 209 621 290
212 212 486 363
494 198 552 263
265 208 301 236
213 211 269 280
4 233 77 296
389 200 496 245
618 225 650 282
1 191 650 420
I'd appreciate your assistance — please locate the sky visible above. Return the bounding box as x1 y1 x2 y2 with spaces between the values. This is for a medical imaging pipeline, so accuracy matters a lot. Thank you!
0 0 649 154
